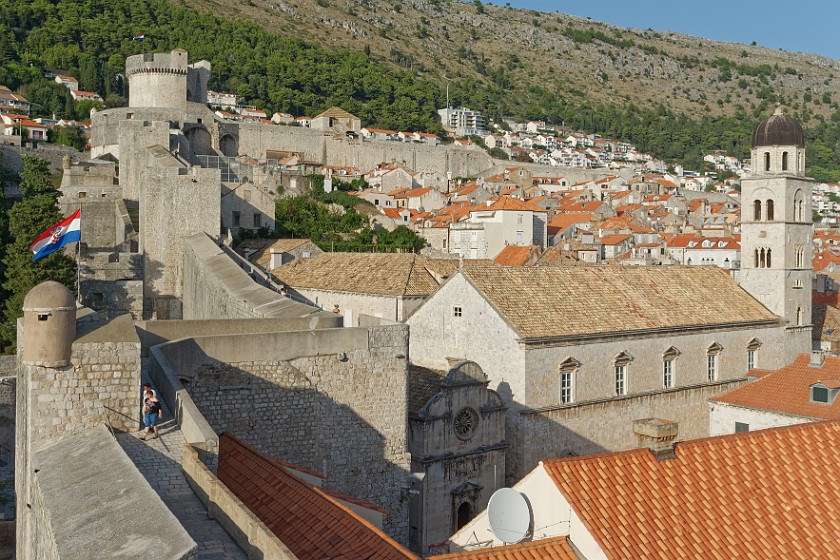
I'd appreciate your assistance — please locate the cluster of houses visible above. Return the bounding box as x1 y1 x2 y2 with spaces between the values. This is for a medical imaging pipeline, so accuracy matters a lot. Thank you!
1 80 94 147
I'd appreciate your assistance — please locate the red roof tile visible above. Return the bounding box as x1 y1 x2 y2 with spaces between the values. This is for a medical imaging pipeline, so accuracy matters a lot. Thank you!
711 354 840 420
428 537 578 560
218 433 417 560
545 420 840 559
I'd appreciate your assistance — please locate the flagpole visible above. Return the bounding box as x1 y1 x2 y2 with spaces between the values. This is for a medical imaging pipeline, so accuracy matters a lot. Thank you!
76 205 82 303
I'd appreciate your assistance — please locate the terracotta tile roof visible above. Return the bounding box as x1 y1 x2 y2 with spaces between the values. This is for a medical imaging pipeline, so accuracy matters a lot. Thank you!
493 245 540 266
428 537 578 560
408 364 446 414
218 433 417 560
394 187 433 198
485 196 547 213
543 421 840 559
313 106 358 120
666 234 740 250
548 213 592 229
711 354 840 419
813 304 840 343
236 238 314 267
598 234 632 245
459 266 778 340
274 253 470 297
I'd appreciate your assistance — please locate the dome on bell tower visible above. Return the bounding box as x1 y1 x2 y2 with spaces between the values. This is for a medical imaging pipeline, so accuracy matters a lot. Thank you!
751 107 805 148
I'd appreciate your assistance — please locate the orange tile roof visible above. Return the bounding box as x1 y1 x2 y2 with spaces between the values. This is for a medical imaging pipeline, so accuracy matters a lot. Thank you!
428 537 578 560
218 433 417 560
548 212 592 229
544 420 840 559
711 354 840 419
485 196 547 213
493 245 539 266
598 234 631 245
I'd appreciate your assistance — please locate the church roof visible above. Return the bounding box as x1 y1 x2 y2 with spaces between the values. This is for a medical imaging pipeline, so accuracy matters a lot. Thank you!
458 265 778 340
751 108 805 148
543 421 840 559
408 364 446 415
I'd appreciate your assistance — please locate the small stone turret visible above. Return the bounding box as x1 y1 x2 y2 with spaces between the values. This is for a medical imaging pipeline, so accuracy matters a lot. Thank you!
126 48 189 110
21 281 76 367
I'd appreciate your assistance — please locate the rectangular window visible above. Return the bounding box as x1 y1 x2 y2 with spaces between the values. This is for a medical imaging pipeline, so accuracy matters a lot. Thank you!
707 354 717 381
561 370 573 404
253 214 261 228
453 306 463 317
615 365 626 396
735 422 750 433
663 359 673 389
244 190 252 202
232 211 241 227
517 214 524 225
747 350 756 371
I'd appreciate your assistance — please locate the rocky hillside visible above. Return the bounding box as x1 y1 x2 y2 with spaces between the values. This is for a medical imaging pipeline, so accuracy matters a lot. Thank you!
184 0 840 123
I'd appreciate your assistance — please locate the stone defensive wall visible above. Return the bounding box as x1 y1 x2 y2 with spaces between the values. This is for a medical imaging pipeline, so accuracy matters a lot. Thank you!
183 232 336 321
237 123 495 177
149 322 412 544
515 378 747 478
0 372 14 453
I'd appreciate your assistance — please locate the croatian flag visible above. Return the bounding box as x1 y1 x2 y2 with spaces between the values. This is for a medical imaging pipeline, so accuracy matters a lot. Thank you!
133 34 145 41
31 209 81 262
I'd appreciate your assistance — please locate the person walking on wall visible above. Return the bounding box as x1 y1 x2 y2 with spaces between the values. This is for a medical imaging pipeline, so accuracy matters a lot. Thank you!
141 389 163 440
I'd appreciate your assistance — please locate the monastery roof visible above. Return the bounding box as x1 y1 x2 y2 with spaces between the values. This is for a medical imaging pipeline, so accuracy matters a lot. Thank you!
814 304 840 343
458 266 778 340
711 354 840 419
428 537 578 560
273 253 446 297
493 245 539 266
666 234 740 250
218 433 416 560
543 420 840 559
313 106 358 120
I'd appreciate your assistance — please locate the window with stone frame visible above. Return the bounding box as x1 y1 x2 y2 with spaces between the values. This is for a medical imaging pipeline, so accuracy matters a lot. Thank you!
614 352 632 396
559 357 580 404
746 338 761 371
662 347 680 389
707 343 723 381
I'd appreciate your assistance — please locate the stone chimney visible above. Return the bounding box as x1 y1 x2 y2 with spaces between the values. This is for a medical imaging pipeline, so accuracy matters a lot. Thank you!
633 418 678 461
810 351 826 368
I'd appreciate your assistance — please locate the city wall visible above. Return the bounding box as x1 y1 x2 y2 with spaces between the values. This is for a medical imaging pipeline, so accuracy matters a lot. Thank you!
153 325 412 545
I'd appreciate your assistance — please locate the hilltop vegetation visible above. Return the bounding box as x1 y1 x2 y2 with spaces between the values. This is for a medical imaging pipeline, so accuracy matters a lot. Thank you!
2 0 840 178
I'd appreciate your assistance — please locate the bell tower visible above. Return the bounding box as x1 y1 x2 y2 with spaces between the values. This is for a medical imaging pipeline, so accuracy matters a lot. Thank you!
737 108 813 363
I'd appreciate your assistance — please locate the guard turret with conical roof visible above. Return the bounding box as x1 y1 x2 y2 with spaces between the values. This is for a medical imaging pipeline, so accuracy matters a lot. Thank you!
21 281 76 367
750 107 805 176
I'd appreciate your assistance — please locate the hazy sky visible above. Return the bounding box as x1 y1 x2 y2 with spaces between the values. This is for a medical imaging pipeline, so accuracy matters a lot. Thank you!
502 1 840 60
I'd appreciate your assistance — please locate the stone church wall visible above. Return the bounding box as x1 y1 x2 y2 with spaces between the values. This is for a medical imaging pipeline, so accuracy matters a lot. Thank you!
172 325 411 544
0 376 15 452
516 379 746 479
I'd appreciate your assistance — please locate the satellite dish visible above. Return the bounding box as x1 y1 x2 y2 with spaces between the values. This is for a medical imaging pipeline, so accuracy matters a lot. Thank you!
487 487 531 544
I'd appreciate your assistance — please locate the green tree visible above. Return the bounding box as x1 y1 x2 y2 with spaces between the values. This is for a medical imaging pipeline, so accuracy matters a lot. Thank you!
0 157 75 352
48 125 86 150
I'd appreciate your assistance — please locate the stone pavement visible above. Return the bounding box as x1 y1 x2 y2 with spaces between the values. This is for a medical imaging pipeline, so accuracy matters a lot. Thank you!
116 396 247 560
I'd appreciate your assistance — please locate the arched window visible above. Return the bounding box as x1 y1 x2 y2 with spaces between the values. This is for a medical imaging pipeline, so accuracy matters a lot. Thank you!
764 152 771 171
782 151 789 171
766 248 772 268
754 248 759 268
663 347 680 389
753 199 762 221
766 199 774 221
747 338 762 371
759 248 766 268
797 306 803 326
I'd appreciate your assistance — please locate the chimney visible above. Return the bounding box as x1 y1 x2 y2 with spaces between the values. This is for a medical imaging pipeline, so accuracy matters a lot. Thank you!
810 352 826 368
633 418 678 460
269 248 283 270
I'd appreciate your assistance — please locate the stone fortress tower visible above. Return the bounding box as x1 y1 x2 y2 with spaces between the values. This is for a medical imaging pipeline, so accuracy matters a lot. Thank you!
737 108 813 364
126 48 210 109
